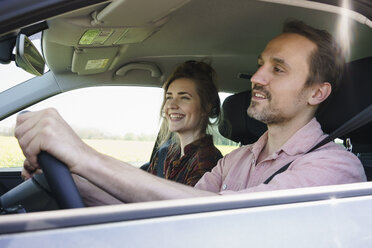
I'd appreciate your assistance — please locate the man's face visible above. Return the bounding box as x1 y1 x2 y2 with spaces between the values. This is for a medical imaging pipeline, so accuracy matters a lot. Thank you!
247 33 317 125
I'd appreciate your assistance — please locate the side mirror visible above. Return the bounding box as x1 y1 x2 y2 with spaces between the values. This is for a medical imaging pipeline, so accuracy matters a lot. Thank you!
15 34 45 76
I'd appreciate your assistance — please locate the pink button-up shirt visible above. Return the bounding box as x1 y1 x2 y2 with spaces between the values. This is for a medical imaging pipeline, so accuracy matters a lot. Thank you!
195 118 366 194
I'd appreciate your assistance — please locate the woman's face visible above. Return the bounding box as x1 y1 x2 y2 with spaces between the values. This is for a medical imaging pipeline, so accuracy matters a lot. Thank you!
163 78 204 138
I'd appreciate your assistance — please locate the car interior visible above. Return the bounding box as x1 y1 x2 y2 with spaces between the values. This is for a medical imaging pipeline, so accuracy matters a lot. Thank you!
1 0 372 117
0 0 371 238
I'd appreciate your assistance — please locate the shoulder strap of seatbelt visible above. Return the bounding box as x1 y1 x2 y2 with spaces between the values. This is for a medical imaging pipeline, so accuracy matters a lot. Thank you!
157 141 170 178
263 104 372 184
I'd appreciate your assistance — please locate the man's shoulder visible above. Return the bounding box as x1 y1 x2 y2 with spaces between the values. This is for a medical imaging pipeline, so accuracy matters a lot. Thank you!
317 140 351 153
292 141 366 182
297 140 362 165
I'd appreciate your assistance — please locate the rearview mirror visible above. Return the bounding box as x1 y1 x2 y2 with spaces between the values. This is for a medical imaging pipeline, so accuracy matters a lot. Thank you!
15 34 45 76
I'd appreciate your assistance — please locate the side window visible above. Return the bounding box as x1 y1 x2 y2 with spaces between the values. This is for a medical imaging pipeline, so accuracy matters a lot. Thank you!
0 86 163 168
0 88 239 169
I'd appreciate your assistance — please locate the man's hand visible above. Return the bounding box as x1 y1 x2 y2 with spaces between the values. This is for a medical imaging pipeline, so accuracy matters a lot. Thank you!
15 108 92 175
21 159 42 180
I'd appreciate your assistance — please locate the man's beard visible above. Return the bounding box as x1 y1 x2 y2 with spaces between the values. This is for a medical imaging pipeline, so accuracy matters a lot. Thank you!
247 86 286 125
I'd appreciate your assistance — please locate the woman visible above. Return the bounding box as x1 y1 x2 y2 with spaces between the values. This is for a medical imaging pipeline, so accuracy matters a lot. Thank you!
147 60 223 186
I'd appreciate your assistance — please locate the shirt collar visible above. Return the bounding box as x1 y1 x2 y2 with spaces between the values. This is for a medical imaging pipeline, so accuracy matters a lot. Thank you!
249 132 268 159
280 118 324 156
248 117 324 157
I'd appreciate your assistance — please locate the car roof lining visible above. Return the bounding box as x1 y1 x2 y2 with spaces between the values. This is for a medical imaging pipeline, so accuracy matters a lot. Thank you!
310 0 372 20
262 0 372 27
41 0 372 93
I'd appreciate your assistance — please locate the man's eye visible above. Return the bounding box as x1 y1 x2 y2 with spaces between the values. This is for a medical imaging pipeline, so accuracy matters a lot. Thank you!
274 67 284 73
181 96 190 100
165 96 172 100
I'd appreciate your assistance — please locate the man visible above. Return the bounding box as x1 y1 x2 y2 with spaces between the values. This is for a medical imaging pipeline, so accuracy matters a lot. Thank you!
16 20 366 204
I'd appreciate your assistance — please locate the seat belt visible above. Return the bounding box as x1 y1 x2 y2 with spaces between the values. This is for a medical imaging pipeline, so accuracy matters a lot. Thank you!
264 104 372 184
140 142 170 175
156 140 171 178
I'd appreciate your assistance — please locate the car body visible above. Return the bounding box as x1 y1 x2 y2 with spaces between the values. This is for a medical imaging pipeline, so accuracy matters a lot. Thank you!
0 0 371 247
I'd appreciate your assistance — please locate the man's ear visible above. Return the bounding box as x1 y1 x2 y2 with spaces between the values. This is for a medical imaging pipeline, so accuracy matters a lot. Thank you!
308 82 332 106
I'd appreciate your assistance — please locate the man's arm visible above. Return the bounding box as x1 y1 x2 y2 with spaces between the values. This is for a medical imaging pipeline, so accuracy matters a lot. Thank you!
75 151 215 203
15 108 216 204
72 174 124 206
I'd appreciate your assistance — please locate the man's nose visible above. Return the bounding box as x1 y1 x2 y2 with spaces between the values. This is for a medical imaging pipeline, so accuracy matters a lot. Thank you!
250 65 270 86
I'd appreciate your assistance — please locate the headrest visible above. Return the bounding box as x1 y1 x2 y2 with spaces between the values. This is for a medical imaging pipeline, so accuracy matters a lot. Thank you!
218 90 266 145
317 57 372 152
219 57 372 149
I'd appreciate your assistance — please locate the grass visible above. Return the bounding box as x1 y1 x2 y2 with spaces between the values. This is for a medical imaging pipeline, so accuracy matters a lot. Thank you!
0 136 238 168
216 145 238 156
0 136 25 168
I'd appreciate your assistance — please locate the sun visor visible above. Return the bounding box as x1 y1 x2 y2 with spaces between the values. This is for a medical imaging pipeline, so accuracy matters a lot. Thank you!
71 47 118 75
114 27 159 45
93 0 190 26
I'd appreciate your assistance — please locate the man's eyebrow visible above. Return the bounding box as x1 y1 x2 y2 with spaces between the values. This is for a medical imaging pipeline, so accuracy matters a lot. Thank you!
258 55 291 69
272 57 291 69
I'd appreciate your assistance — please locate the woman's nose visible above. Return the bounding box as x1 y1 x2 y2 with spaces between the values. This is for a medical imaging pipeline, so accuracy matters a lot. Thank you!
166 98 179 109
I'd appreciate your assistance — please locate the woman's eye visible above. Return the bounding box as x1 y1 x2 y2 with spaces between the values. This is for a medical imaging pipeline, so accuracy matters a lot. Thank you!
181 96 190 100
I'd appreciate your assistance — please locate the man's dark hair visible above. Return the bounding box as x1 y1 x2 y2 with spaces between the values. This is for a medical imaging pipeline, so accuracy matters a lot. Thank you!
283 20 344 92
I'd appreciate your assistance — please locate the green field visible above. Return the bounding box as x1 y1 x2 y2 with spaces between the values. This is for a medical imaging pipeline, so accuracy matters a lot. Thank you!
0 136 238 168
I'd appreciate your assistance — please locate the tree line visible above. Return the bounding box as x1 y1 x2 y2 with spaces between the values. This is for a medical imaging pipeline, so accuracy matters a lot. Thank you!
0 125 237 146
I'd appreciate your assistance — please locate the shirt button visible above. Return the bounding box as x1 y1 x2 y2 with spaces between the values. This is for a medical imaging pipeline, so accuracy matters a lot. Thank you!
222 184 227 190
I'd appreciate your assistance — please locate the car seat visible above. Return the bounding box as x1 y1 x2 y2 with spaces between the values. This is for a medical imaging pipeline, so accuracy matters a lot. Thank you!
317 56 372 180
218 57 372 179
218 90 266 145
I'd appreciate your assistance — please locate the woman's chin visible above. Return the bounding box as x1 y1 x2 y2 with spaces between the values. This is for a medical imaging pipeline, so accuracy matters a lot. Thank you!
168 127 181 133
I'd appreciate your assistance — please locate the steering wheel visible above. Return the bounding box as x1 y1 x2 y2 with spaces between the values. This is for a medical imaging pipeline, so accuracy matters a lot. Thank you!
38 151 84 209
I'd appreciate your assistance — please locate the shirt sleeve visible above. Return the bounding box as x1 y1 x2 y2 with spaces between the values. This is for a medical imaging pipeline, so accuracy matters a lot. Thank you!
194 145 250 192
219 147 366 195
194 155 226 192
